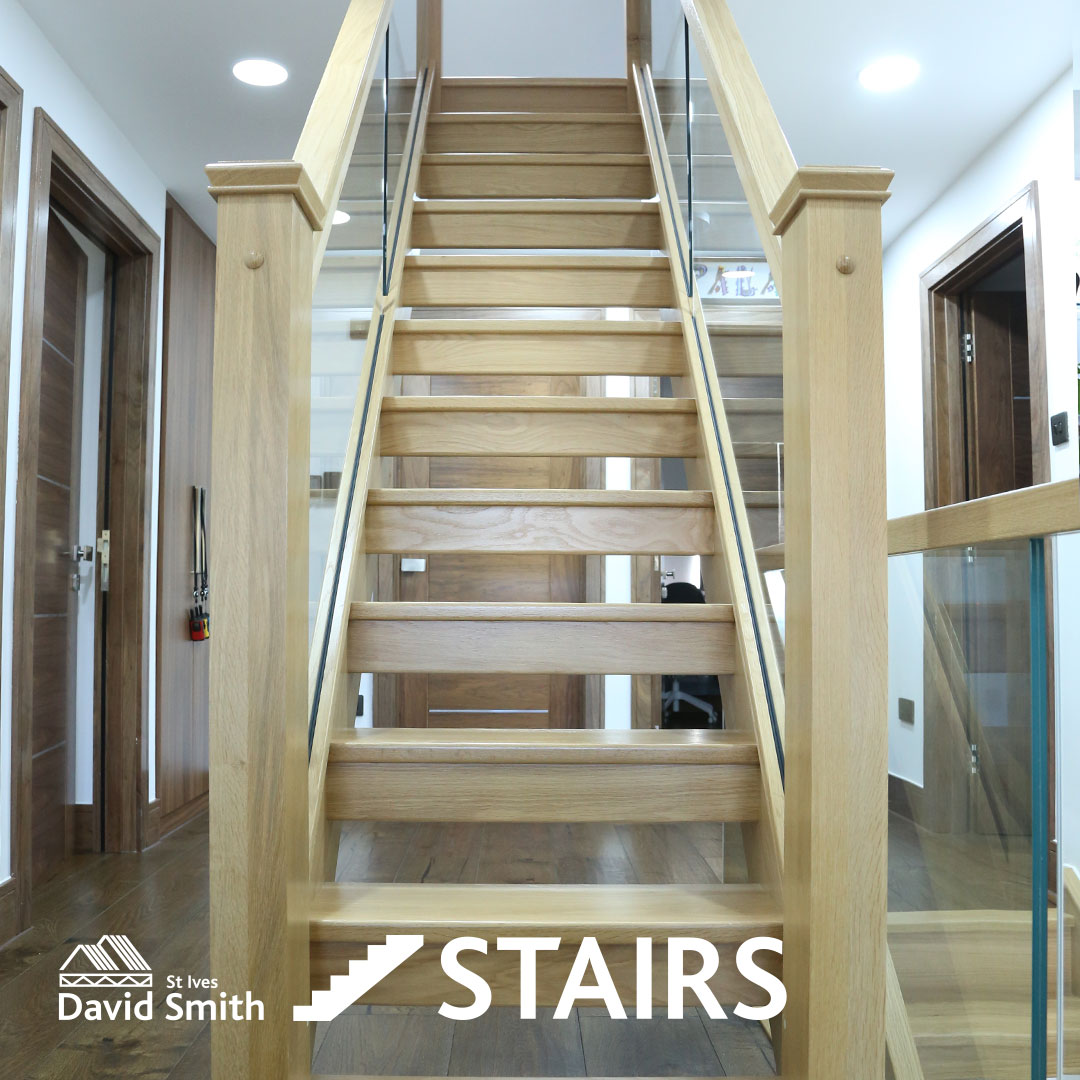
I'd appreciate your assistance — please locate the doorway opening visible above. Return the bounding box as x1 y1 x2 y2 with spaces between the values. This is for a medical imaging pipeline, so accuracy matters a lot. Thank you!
11 110 160 933
920 183 1048 507
913 182 1056 885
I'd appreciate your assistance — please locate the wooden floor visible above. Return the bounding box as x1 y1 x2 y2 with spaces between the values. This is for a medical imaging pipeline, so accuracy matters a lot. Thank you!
0 814 211 1079
0 814 776 1078
1 809 1038 1076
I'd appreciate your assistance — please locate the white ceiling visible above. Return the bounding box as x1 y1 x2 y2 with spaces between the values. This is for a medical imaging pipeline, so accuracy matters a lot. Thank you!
15 0 1071 244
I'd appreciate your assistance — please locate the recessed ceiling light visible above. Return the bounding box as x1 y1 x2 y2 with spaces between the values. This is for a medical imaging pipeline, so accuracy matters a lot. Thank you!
858 56 920 93
722 269 754 279
232 58 288 87
332 210 351 226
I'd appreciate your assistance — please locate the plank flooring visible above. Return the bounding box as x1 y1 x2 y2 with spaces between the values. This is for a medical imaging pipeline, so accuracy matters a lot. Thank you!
0 805 1041 1076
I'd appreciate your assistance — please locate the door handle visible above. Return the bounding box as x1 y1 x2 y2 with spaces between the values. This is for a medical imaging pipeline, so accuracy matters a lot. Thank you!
97 531 111 592
62 545 94 563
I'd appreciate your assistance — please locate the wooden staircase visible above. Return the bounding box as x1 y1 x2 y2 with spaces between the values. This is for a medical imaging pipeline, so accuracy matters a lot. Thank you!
207 3 895 1074
308 79 786 1064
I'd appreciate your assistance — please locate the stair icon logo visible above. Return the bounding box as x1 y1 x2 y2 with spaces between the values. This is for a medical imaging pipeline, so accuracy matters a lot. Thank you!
59 935 153 990
294 934 425 1022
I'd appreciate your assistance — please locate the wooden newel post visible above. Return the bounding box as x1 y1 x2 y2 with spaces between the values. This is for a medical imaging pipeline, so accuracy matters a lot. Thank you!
770 166 893 1079
205 161 324 1080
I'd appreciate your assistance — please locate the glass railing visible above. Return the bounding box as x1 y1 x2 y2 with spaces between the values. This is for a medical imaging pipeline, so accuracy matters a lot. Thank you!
887 530 1072 1079
646 2 785 778
309 28 389 642
308 5 425 755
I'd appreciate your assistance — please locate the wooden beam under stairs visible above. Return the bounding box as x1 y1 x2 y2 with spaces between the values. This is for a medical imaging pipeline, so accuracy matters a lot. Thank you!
378 395 700 457
346 601 736 673
419 153 656 199
410 199 664 249
309 882 782 1005
389 319 686 377
400 254 675 308
425 112 646 154
363 488 717 554
325 728 760 823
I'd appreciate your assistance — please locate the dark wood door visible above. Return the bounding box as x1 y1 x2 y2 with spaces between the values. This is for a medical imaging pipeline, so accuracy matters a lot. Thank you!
32 211 87 884
157 198 215 831
390 373 586 729
963 291 1031 499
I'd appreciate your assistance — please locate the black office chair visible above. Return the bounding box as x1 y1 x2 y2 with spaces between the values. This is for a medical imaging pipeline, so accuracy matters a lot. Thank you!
660 580 724 729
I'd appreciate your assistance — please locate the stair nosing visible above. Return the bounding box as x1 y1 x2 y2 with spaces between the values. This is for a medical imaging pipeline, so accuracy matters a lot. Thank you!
366 488 713 508
380 395 696 413
393 318 682 336
328 728 758 766
349 602 734 623
310 882 781 943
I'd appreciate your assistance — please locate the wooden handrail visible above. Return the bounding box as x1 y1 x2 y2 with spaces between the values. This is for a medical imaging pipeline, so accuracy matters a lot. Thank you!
889 479 1080 554
294 0 394 270
680 0 797 294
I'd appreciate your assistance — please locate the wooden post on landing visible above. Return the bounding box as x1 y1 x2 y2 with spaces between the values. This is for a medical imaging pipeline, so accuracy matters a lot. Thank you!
417 0 443 113
626 0 651 107
770 165 893 1079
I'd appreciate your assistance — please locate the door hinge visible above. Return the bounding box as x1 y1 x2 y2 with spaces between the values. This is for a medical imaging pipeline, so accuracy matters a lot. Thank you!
962 332 975 364
97 530 111 592
970 742 980 775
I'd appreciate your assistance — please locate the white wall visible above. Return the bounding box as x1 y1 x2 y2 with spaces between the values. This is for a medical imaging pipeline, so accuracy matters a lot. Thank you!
443 0 625 78
0 0 168 881
880 73 1079 849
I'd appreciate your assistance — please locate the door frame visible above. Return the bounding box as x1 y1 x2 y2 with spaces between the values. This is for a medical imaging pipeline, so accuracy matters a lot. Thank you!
920 182 1049 508
0 64 23 944
11 109 160 934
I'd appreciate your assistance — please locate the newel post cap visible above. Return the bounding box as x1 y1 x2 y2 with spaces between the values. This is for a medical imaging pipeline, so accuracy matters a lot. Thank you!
206 160 327 231
770 166 893 237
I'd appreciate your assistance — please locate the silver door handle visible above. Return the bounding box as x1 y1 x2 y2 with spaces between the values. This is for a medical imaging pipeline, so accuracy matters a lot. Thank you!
62 545 94 564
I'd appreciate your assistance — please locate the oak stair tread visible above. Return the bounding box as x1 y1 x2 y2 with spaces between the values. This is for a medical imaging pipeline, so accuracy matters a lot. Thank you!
734 442 784 458
381 395 696 413
705 304 783 333
412 198 658 214
350 602 734 622
328 727 758 765
367 488 713 507
430 111 645 124
393 317 682 336
422 152 652 165
724 397 782 414
888 907 1075 932
310 883 781 943
403 253 670 270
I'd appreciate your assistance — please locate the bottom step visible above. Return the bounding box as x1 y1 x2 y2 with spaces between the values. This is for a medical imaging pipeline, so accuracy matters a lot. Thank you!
310 883 782 1009
908 996 1080 1079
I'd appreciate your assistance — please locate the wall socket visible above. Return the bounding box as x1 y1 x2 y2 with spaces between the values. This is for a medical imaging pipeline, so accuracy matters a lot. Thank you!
1051 411 1069 446
898 697 915 726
